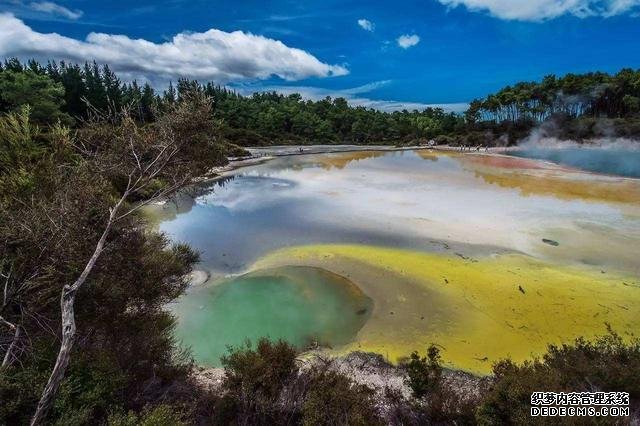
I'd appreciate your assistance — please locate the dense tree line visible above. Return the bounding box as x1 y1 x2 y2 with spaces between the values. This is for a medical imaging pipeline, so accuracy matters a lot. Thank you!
204 88 463 145
0 58 465 145
0 58 158 125
4 58 639 148
450 69 640 146
466 69 640 124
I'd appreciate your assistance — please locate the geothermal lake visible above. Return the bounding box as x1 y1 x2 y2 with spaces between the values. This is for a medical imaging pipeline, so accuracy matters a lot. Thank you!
508 145 640 178
151 148 640 373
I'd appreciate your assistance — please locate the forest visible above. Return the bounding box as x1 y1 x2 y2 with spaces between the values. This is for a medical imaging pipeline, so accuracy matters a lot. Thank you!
0 58 464 145
2 59 640 149
463 69 640 144
2 58 640 148
1 58 639 424
466 69 640 123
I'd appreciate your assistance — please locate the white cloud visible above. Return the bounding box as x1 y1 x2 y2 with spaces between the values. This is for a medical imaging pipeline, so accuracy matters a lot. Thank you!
397 34 420 49
233 81 469 113
29 1 83 20
0 14 348 84
357 18 375 31
437 0 640 21
340 80 392 95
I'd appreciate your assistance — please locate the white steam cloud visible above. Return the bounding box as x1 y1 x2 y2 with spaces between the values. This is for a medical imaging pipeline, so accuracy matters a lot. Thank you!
521 132 640 150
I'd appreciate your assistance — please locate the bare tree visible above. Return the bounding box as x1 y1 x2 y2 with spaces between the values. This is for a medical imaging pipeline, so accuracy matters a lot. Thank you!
30 95 219 425
1 264 14 366
1 264 23 367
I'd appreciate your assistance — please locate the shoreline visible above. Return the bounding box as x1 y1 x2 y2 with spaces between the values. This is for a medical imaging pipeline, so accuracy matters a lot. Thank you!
208 144 431 177
204 144 510 181
212 144 640 182
193 350 485 406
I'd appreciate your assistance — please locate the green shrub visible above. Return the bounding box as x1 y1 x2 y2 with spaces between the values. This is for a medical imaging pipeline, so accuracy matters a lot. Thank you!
434 134 455 145
216 338 298 424
401 345 478 424
224 143 251 158
302 369 381 426
403 344 443 399
107 405 186 426
0 364 48 425
476 330 640 425
223 126 267 146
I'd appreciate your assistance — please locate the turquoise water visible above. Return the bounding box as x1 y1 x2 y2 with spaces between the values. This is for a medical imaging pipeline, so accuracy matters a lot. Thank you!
171 266 372 366
508 147 640 178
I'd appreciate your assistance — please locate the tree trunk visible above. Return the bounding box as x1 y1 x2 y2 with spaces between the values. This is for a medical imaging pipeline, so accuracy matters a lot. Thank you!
30 199 122 426
29 286 77 426
2 323 21 368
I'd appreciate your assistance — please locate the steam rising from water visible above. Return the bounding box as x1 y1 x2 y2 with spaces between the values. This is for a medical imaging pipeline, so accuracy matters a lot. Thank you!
513 130 640 178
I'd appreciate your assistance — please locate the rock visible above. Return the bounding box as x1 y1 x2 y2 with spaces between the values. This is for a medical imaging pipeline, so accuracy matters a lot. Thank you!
542 238 560 246
187 270 210 286
193 366 225 391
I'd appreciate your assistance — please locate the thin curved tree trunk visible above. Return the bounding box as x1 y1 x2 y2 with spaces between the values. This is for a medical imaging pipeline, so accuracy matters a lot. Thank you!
30 285 78 426
30 196 124 426
30 114 186 424
2 323 21 368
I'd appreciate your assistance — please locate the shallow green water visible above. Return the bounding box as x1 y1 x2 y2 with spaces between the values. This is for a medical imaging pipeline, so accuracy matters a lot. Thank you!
171 266 372 366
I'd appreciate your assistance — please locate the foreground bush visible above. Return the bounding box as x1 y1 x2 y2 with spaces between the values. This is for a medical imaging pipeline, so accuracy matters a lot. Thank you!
403 345 443 399
107 405 186 426
214 339 298 424
302 369 380 426
0 94 223 425
400 345 478 425
477 330 640 424
193 332 640 425
208 339 382 425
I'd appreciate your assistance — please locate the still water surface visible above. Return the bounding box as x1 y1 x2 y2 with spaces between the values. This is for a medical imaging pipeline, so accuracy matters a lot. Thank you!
153 149 640 367
508 146 640 178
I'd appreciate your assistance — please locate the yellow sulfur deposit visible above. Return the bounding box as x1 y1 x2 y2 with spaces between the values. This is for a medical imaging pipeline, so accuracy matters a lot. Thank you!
314 151 386 169
476 170 640 205
254 244 640 374
459 153 640 206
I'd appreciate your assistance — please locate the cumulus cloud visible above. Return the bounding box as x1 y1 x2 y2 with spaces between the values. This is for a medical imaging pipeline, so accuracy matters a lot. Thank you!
397 34 420 49
357 18 375 31
29 1 83 20
437 0 640 21
0 14 348 84
234 80 468 113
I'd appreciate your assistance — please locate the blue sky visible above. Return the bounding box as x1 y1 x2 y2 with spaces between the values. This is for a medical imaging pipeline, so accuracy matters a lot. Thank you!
1 0 640 111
